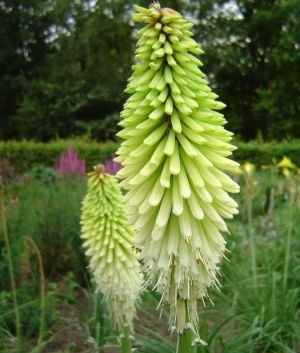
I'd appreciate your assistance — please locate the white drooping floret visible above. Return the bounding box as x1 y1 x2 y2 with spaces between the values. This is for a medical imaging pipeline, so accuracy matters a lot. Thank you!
116 2 240 335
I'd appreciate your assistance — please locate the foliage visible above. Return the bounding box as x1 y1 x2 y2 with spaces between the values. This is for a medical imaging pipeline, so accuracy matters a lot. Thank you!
190 0 300 141
0 286 59 339
0 0 135 141
233 139 300 167
0 0 299 141
0 139 120 174
0 176 88 285
193 164 300 352
0 158 24 186
29 166 58 186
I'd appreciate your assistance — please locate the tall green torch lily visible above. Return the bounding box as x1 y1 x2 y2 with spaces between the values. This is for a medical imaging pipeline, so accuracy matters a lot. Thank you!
80 165 142 350
116 2 240 349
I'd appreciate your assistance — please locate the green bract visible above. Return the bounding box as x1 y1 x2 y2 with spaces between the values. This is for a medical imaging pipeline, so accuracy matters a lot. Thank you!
116 3 240 336
80 165 142 329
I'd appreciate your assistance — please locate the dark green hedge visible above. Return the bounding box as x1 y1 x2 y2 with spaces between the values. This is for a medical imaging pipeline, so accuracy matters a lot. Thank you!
233 140 300 167
0 139 120 173
0 139 299 174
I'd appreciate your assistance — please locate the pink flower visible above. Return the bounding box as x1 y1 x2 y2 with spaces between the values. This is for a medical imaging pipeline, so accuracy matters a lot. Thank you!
104 154 122 175
55 148 86 177
10 196 19 211
10 196 19 204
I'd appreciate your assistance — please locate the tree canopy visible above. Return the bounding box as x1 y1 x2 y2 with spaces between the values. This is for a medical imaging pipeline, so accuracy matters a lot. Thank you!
192 0 300 140
0 0 299 141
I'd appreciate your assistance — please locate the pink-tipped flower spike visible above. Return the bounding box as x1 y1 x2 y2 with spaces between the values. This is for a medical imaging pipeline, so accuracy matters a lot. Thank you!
115 2 240 343
80 164 142 330
55 147 86 177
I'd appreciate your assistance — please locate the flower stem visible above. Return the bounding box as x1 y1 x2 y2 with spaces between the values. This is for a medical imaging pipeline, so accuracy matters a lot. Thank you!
121 323 133 353
245 173 257 291
0 177 22 349
283 202 293 292
94 291 105 353
24 237 45 345
177 300 196 353
178 326 196 353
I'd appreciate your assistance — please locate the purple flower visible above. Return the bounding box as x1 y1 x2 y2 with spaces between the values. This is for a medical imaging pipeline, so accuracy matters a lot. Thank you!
55 148 86 177
104 154 122 175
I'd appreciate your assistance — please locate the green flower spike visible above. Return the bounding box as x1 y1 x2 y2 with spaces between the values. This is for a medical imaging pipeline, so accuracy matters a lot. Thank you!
80 164 142 330
116 2 240 345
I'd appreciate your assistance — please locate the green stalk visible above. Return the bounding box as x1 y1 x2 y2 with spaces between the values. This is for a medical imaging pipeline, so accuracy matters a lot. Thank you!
178 300 196 353
121 323 133 353
245 173 257 290
178 326 196 353
24 237 45 345
283 202 293 292
0 177 22 349
94 291 105 353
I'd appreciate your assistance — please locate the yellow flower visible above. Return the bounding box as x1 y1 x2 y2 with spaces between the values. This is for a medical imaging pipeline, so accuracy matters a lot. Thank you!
283 167 291 178
243 162 255 175
277 156 297 170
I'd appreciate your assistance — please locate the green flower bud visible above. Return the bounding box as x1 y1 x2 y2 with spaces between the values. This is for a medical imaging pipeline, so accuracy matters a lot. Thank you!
80 165 142 330
116 3 240 335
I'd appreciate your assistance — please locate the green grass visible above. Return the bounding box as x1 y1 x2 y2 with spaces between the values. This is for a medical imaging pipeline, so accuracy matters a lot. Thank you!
194 167 300 353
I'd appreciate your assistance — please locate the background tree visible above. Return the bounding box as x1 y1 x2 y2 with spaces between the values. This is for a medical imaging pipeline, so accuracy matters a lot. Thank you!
191 0 300 140
12 0 136 141
0 0 22 139
0 0 299 141
254 0 300 140
0 0 53 139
